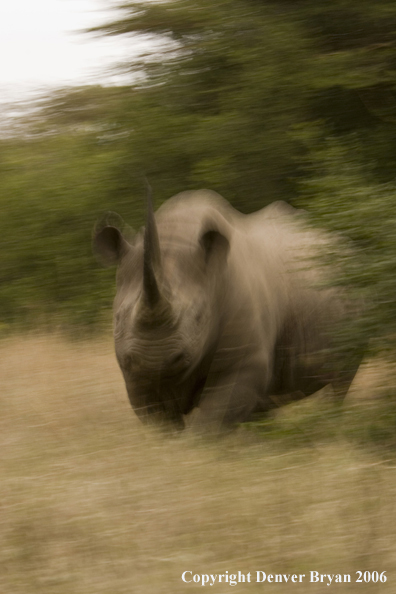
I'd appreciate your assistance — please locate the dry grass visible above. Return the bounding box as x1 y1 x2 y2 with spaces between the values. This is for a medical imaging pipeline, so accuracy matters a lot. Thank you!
1 335 396 593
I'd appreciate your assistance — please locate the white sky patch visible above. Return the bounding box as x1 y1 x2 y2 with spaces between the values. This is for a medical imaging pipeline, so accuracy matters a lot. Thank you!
0 0 153 104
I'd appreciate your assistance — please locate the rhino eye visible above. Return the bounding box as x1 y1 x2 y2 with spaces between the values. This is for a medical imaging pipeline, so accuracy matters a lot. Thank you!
123 355 132 370
195 310 203 324
167 352 186 368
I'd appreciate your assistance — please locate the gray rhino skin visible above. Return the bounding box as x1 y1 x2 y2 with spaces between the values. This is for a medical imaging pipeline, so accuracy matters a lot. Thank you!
94 190 358 433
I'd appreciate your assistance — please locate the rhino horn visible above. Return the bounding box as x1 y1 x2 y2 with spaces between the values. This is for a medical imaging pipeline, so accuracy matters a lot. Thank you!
143 182 162 307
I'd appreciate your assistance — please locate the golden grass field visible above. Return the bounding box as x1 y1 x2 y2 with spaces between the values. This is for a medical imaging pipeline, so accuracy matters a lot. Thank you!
1 335 396 593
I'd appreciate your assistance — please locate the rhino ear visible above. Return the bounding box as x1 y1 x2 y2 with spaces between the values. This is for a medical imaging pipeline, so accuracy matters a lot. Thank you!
200 227 229 266
93 226 131 267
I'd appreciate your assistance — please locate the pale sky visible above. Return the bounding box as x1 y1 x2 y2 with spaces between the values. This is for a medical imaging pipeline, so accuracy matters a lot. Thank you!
0 0 151 104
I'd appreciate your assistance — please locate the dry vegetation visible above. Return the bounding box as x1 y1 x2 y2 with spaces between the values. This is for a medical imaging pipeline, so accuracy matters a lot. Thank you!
1 335 396 593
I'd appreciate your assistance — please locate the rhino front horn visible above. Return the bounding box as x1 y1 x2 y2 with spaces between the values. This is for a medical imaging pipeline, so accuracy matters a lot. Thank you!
143 182 161 307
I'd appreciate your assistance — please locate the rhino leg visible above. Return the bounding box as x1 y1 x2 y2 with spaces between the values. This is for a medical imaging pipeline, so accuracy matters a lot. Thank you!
331 375 357 403
189 372 260 434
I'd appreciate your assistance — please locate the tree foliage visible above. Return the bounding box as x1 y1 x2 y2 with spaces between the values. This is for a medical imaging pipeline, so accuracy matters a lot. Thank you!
2 0 396 344
94 0 396 201
0 87 143 329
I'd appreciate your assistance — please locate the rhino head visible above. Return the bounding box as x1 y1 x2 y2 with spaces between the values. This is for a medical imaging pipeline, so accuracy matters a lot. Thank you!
93 191 230 430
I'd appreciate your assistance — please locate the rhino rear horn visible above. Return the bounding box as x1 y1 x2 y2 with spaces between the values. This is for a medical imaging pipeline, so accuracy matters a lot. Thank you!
143 183 162 307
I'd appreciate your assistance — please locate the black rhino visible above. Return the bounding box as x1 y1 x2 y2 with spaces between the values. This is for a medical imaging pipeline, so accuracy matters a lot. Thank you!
94 190 360 433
